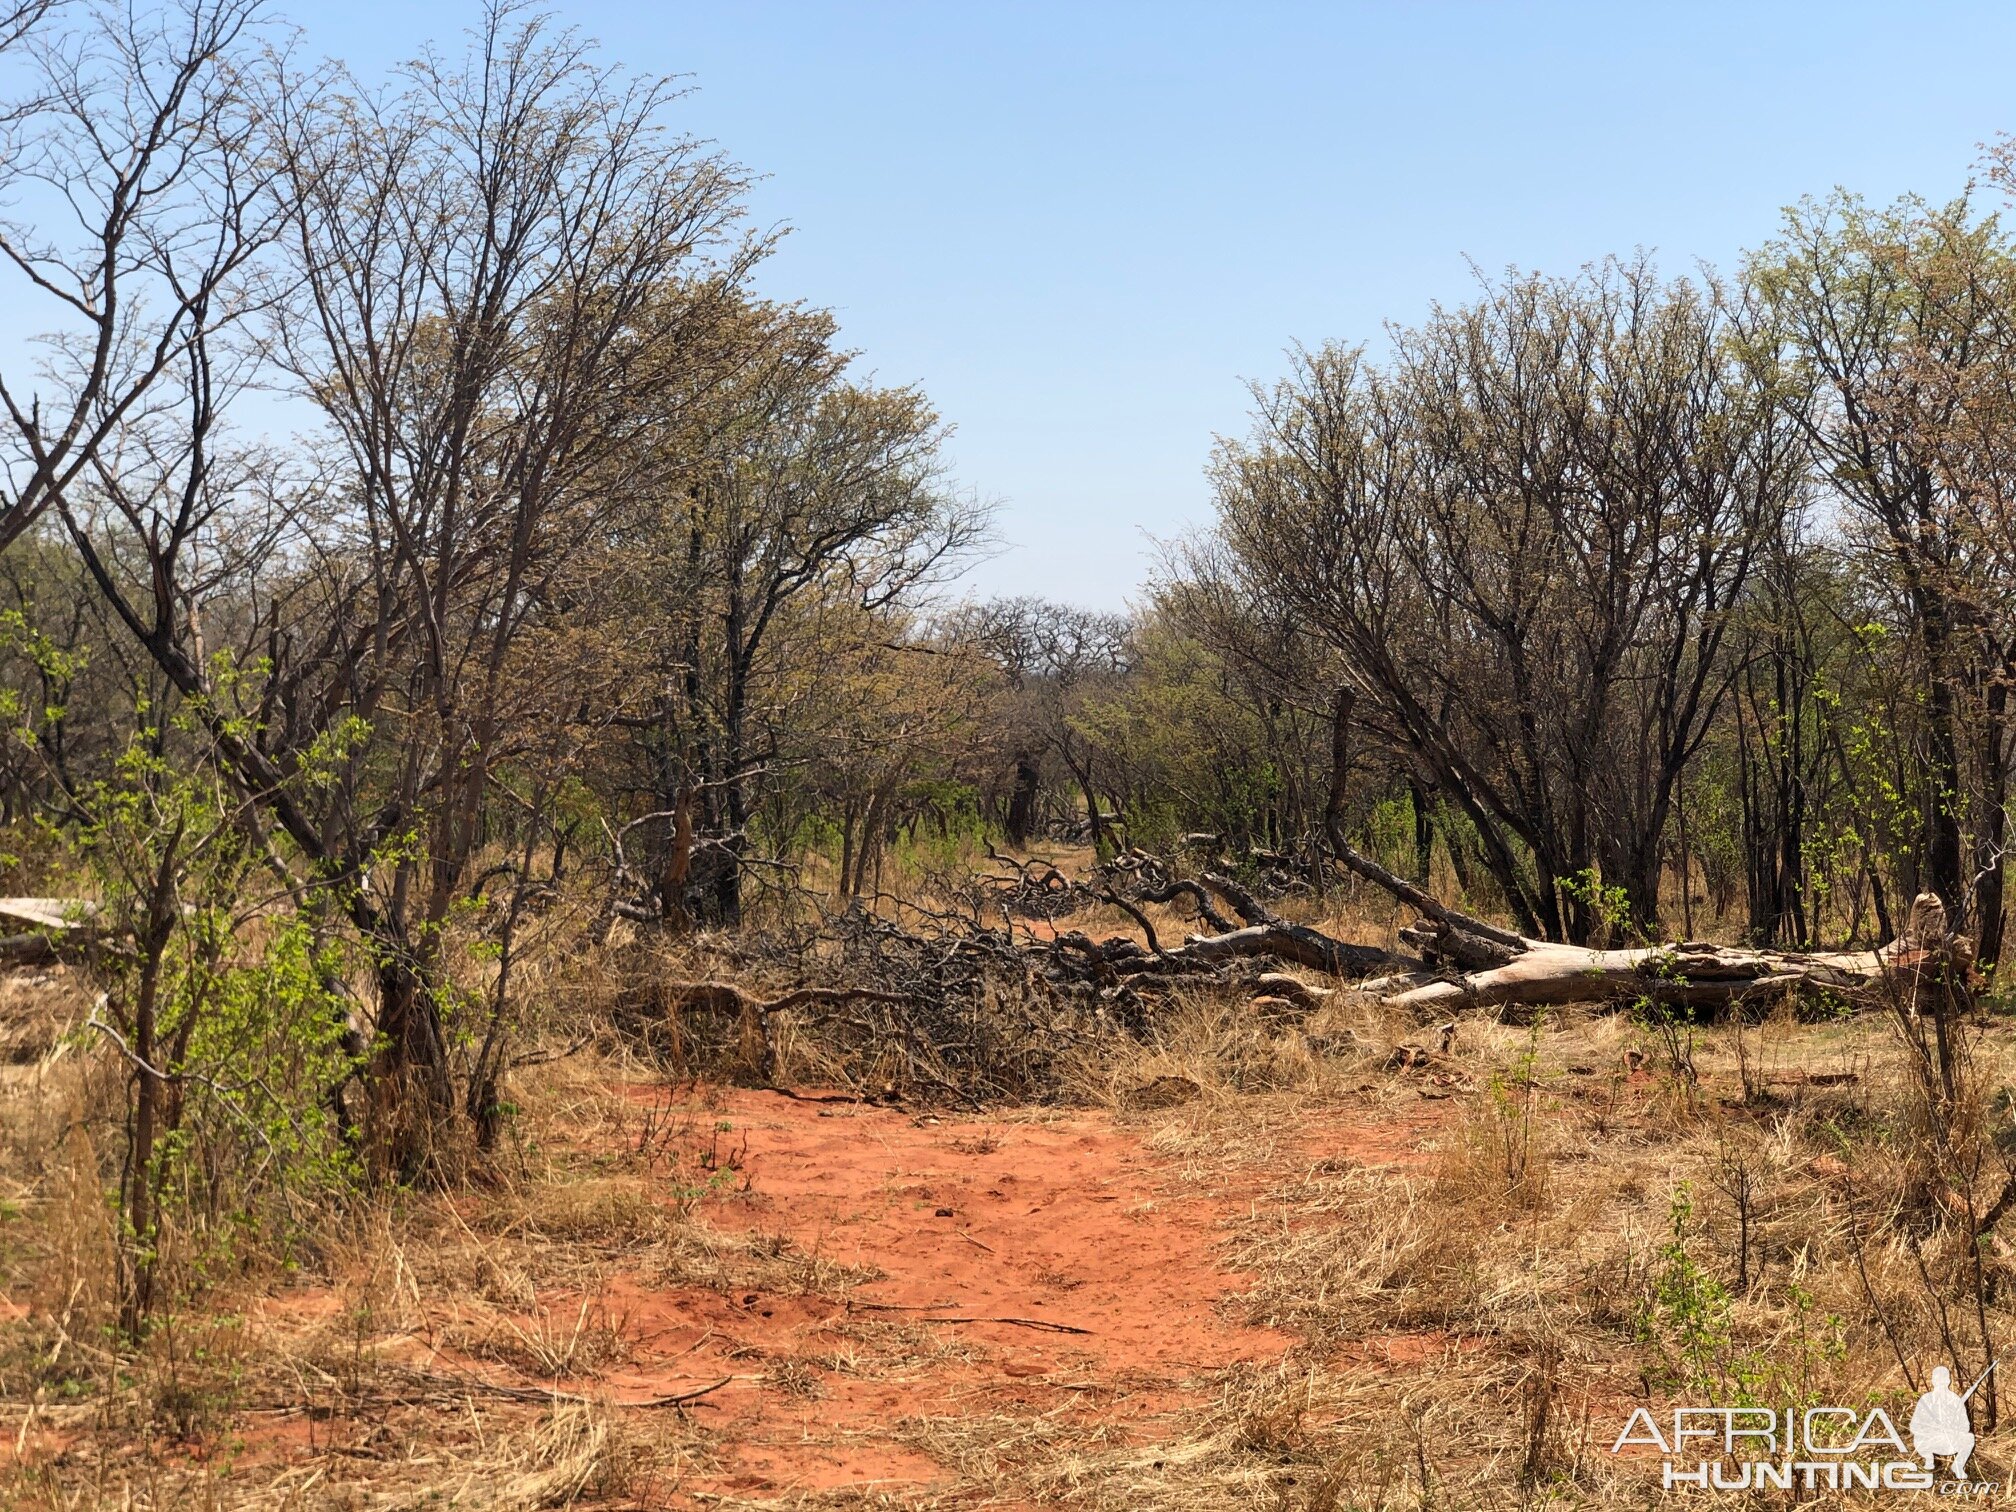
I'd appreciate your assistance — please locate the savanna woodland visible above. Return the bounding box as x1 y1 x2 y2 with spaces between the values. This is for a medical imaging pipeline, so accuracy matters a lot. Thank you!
7 2 2016 1508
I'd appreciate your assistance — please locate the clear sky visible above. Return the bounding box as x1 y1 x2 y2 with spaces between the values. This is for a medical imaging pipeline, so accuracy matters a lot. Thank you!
142 4 2016 604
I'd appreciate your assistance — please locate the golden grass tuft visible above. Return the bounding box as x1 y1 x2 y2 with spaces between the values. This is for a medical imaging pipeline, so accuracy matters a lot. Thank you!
482 1174 669 1246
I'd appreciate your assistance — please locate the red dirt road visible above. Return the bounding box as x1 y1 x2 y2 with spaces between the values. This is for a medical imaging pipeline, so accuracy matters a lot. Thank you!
614 1088 1297 1502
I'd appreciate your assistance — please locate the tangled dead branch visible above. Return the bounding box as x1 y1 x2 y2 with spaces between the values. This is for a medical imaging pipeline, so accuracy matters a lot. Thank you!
657 982 916 1080
609 864 1413 1101
616 835 1967 1110
975 846 1101 920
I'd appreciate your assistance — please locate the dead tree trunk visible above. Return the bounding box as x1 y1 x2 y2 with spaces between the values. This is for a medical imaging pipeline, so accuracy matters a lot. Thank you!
1333 835 1972 1017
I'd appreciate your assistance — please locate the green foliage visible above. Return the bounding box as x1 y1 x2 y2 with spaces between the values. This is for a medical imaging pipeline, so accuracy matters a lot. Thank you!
13 681 366 1322
1474 1031 1547 1205
1072 623 1314 855
1559 867 1634 943
1636 1185 1750 1401
1636 1184 1847 1407
1366 796 1417 878
1117 792 1183 856
152 917 362 1263
888 793 992 877
900 780 990 852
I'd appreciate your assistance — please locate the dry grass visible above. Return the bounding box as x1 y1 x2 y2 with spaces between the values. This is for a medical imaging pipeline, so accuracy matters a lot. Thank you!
443 1293 636 1379
1002 965 2016 1507
0 993 769 1508
6 876 2016 1507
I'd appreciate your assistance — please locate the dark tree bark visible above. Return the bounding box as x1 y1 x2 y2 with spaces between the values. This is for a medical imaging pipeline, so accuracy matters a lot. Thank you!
1975 672 2009 969
1005 751 1041 846
1406 774 1434 885
1322 685 1354 859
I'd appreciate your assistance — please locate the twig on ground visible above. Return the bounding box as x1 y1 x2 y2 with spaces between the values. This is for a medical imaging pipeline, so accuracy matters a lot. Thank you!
920 1315 1091 1335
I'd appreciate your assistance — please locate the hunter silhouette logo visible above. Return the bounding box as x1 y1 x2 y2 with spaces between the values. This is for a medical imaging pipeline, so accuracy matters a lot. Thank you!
1612 1360 1999 1494
1909 1363 1992 1480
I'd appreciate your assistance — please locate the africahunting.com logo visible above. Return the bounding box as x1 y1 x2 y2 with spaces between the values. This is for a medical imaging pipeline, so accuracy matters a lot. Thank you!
1613 1362 1999 1495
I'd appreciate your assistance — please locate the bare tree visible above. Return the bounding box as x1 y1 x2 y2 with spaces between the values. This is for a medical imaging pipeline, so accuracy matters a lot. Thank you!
62 3 764 1168
0 0 56 60
622 301 987 925
257 4 767 1154
0 0 280 555
958 596 1132 851
1210 259 1796 941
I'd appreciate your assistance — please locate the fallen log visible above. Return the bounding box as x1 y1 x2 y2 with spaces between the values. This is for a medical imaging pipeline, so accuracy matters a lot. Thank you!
0 898 97 931
1120 873 1405 977
1353 863 1970 1016
1160 922 1394 977
0 898 106 963
1253 971 1333 1012
1381 940 1901 1013
1396 919 1518 972
1052 869 1412 981
0 933 60 964
1127 878 1234 933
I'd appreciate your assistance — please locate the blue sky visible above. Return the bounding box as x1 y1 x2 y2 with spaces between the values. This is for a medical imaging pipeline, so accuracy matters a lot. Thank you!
157 5 2016 603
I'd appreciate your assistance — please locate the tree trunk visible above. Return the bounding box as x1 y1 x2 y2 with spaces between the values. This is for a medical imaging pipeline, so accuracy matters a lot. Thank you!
1407 776 1434 885
1327 836 1969 1019
370 956 453 1178
1924 653 1967 921
655 787 695 931
1322 685 1355 858
1006 752 1040 846
1375 928 1961 1015
849 786 891 899
1062 746 1103 852
121 946 164 1336
1976 673 2009 969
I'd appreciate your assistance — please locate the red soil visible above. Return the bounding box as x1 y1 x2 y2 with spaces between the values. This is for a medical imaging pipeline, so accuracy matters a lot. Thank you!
22 1087 1447 1503
602 1087 1300 1501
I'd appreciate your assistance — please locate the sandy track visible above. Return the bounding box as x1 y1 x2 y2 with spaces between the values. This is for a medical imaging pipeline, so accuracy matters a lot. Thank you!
606 1087 1296 1501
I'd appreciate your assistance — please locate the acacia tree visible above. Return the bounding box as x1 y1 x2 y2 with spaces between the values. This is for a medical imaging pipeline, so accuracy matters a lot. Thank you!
1749 193 2016 966
61 5 764 1167
621 302 984 926
1209 260 1796 942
